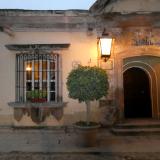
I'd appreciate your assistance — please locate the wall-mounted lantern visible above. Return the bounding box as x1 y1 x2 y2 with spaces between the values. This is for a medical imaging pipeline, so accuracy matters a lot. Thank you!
98 35 113 62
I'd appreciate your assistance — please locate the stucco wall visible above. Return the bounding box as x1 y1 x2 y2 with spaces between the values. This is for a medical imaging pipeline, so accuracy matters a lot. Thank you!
0 30 106 126
104 0 160 14
109 27 160 120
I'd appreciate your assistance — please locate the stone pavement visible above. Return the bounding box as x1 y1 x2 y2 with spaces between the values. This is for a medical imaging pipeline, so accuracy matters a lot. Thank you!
0 127 160 159
1 152 160 160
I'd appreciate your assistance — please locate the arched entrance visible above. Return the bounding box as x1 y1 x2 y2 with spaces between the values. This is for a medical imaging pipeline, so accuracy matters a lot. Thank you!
123 67 152 118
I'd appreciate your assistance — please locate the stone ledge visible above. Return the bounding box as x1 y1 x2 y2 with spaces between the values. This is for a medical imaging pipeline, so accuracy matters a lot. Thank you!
0 9 89 16
8 101 67 108
5 44 70 51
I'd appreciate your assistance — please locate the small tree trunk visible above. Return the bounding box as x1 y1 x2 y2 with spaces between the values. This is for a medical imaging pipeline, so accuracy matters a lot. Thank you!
85 101 91 125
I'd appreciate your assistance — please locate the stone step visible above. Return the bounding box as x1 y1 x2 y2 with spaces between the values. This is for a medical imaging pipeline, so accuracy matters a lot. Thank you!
111 119 160 135
114 123 160 129
111 127 160 136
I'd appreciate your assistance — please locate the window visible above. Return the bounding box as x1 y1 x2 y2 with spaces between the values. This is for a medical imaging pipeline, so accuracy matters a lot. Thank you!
16 52 60 103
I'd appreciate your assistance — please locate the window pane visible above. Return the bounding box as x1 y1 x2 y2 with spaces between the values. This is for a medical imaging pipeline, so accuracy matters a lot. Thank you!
50 72 55 80
42 61 47 70
50 62 55 70
34 61 39 71
26 71 32 80
26 82 32 91
26 62 32 71
50 92 55 101
26 62 32 80
34 82 39 90
42 82 47 90
26 91 31 101
34 72 39 80
42 91 47 99
50 82 55 91
42 71 47 80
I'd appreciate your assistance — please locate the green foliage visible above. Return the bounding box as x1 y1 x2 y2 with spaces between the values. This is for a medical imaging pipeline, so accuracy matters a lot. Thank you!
66 66 109 103
27 90 47 100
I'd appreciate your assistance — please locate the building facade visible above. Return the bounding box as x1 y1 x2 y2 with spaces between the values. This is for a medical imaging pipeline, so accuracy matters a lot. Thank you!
91 0 160 121
0 0 160 127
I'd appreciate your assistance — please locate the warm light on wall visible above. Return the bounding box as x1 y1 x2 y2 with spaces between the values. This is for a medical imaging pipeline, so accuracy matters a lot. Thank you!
98 36 113 62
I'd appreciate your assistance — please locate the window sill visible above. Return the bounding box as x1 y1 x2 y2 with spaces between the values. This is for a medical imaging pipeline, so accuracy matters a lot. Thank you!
8 102 67 108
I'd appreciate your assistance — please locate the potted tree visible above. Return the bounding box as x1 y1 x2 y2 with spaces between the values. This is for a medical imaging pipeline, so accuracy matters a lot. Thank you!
66 66 109 146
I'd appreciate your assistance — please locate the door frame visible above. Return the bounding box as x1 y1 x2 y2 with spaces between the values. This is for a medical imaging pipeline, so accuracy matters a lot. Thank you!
122 60 158 119
123 67 152 118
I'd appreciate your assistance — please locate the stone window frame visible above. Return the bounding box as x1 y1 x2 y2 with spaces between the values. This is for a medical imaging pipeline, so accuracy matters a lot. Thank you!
6 44 70 123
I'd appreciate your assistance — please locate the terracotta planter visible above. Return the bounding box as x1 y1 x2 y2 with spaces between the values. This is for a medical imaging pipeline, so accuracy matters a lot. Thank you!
74 124 100 147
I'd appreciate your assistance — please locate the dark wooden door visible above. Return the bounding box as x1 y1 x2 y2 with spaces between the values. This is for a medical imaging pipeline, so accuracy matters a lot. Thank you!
123 67 152 118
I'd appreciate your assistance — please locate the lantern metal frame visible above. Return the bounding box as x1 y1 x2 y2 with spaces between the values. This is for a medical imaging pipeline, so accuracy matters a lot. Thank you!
98 35 113 62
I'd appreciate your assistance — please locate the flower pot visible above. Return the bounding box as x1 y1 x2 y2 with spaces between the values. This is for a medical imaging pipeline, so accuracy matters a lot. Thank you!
31 98 47 103
74 123 100 147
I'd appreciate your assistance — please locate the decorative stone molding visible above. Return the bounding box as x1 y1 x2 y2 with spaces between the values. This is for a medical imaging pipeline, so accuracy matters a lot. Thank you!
8 102 67 124
5 44 70 52
0 26 14 36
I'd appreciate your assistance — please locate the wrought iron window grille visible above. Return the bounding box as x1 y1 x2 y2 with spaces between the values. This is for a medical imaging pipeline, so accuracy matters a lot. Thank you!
16 48 59 103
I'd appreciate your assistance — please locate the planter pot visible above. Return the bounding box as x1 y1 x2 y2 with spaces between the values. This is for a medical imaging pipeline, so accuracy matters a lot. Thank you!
31 98 47 103
74 123 100 147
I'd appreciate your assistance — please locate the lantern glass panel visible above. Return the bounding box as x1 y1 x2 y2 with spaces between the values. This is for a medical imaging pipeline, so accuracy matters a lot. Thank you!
99 38 112 57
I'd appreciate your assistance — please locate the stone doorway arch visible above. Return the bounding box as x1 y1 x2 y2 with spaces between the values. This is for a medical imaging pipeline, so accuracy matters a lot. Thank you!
123 56 159 119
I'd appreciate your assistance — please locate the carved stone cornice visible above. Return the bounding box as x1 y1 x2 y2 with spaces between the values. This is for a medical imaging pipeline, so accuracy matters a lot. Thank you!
5 44 70 52
0 9 95 32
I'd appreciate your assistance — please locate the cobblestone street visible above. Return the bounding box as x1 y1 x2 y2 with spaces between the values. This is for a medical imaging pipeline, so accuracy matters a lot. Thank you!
0 152 160 160
0 128 159 159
